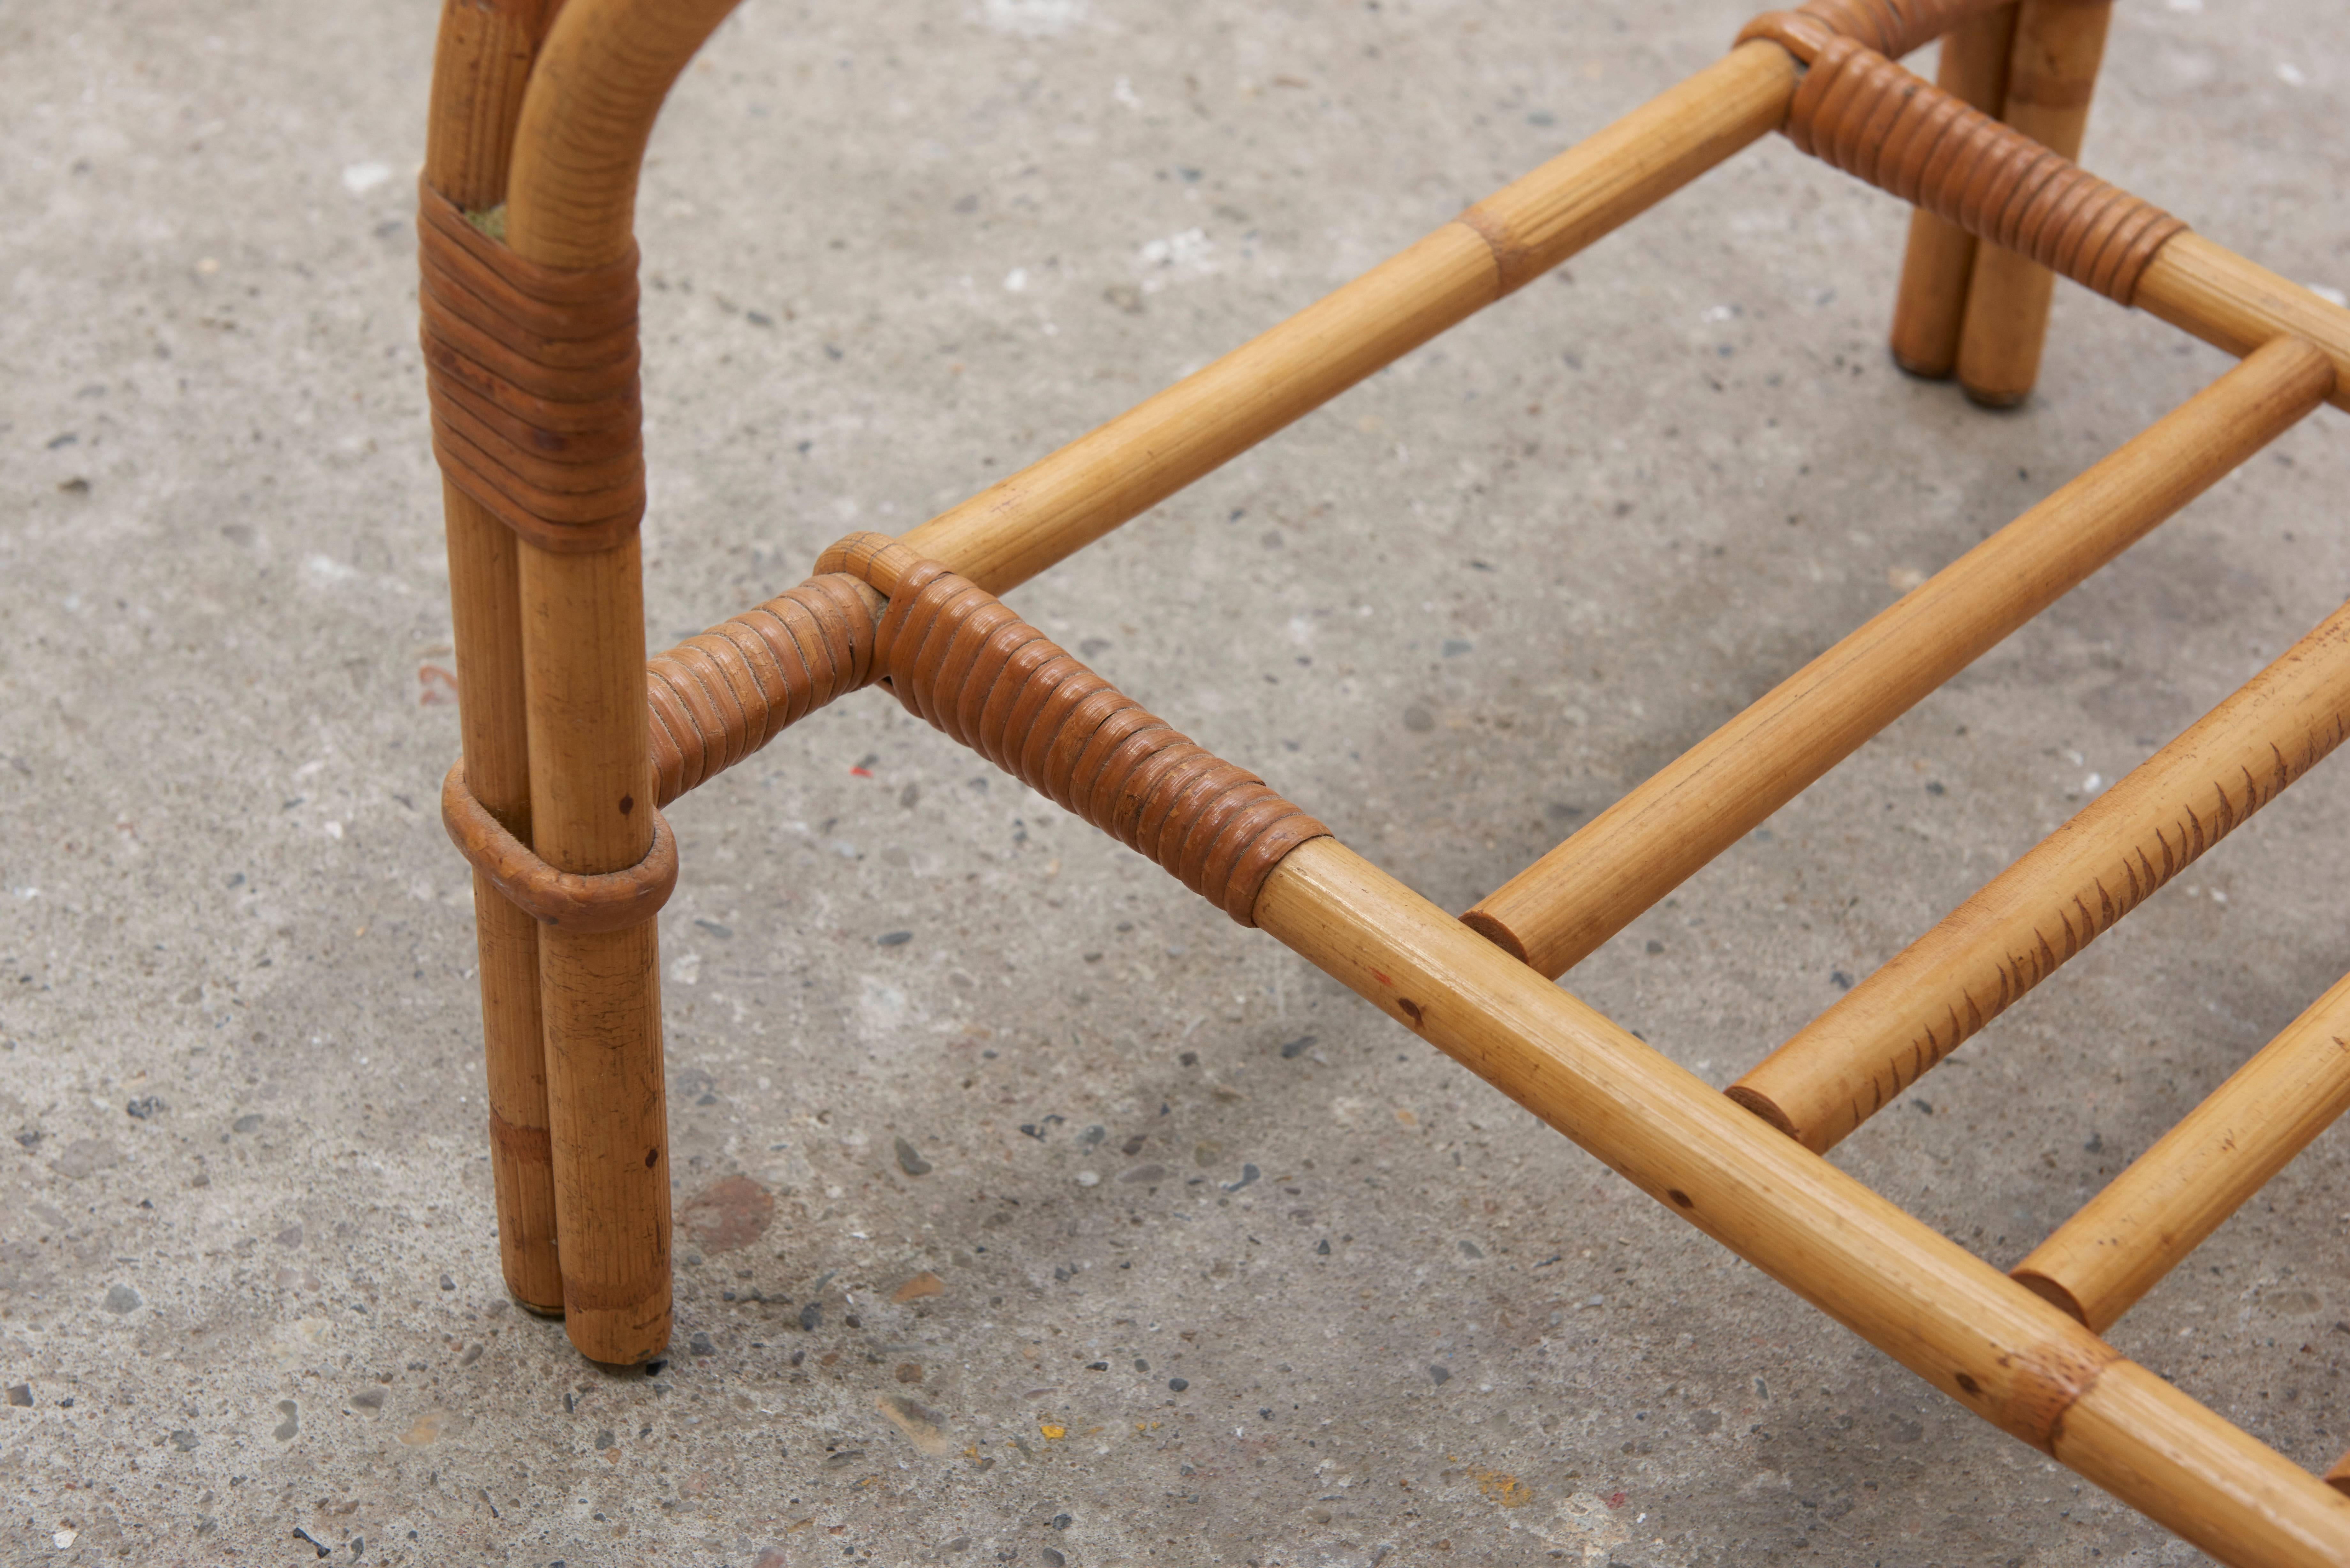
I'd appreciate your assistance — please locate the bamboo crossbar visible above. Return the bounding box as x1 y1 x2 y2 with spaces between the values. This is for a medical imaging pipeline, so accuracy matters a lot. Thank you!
419 0 2350 1556
2009 971 2350 1333
1461 337 2331 980
1731 590 2350 1152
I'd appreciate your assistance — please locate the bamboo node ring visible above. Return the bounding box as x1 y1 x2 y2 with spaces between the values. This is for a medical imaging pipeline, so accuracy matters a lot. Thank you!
440 760 678 932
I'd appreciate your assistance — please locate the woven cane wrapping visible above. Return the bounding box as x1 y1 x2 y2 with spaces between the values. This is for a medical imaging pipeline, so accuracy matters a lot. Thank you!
1783 35 2185 305
813 532 1329 925
440 760 677 931
1796 0 2014 60
417 180 645 552
647 573 884 805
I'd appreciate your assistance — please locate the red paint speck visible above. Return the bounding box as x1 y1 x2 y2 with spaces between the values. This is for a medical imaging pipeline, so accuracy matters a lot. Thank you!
1607 1491 1626 1509
1369 969 1392 988
849 766 873 778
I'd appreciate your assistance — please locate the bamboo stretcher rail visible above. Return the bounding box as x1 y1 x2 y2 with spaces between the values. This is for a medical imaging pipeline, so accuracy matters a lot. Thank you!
1460 336 2331 980
1731 590 2350 1152
901 44 1798 595
1887 2 2018 378
1252 837 2350 1568
424 0 567 1315
1953 0 2112 407
2008 971 2350 1332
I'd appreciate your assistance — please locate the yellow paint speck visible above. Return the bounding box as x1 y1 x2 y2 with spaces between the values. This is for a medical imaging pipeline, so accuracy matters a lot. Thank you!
1039 1422 1066 1440
1470 1466 1532 1508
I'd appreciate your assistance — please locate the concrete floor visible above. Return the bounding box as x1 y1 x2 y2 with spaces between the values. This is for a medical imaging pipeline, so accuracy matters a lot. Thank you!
4 1 2349 1564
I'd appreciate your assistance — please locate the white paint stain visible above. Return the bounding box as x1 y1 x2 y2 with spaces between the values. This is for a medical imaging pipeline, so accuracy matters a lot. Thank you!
978 0 1086 37
1540 1493 1630 1561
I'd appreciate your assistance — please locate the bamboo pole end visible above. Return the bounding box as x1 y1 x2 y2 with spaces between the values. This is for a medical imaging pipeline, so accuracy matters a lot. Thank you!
1891 344 1958 381
2011 1267 2094 1329
562 1300 673 1366
1960 380 2033 411
1459 908 1531 964
1724 1083 1806 1143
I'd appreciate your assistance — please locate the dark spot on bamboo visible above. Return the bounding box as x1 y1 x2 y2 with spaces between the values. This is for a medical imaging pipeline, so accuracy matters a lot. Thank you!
1955 1372 1982 1396
1396 998 1423 1026
619 793 635 815
645 1147 658 1167
1667 1188 1693 1209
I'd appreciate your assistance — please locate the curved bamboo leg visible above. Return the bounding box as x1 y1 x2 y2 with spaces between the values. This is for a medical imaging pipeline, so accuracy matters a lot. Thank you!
424 0 568 1316
1954 0 2113 407
487 0 751 1363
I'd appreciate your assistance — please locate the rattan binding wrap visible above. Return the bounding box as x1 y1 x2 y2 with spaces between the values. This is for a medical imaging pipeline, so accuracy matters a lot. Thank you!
1781 34 2187 307
417 181 646 552
813 532 1330 925
647 573 883 805
440 760 678 932
1795 0 2013 60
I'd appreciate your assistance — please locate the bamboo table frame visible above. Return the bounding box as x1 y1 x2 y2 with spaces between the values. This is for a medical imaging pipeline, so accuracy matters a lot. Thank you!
418 2 2350 1560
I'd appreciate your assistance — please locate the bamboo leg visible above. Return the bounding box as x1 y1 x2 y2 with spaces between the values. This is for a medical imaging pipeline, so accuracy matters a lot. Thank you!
1888 4 2018 378
1953 0 2113 407
1254 838 2350 1567
512 537 669 1364
2007 971 2350 1331
1731 587 2350 1152
424 0 568 1315
2331 1451 2350 1497
1462 337 2332 980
